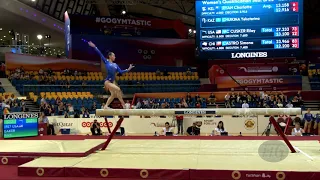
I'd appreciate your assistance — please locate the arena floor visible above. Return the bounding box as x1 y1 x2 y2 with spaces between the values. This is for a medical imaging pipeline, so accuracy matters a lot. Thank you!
11 139 320 179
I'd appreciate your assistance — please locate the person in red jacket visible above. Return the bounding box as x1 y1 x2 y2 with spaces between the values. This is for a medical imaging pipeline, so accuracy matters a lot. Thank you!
176 115 184 135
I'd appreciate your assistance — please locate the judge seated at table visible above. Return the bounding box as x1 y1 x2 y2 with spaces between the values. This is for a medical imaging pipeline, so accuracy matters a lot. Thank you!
161 122 174 135
90 119 102 136
212 121 227 136
186 122 201 136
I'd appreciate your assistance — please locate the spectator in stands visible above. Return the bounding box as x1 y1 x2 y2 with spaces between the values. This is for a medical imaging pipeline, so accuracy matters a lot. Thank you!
286 101 293 108
242 100 249 108
64 111 70 118
68 104 74 115
83 109 90 118
303 108 313 133
156 69 161 76
91 102 97 111
176 115 183 135
90 119 101 136
57 102 65 115
161 122 174 135
186 122 200 136
186 68 192 76
212 121 227 136
291 121 304 136
208 93 216 105
124 100 131 109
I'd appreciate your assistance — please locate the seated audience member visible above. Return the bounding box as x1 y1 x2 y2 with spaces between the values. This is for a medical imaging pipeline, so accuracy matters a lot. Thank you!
186 68 192 76
303 108 313 133
83 109 90 118
213 121 227 136
124 100 131 109
90 119 101 136
186 122 201 136
286 101 293 108
208 93 216 105
242 100 249 108
291 121 304 136
40 113 56 135
161 122 174 135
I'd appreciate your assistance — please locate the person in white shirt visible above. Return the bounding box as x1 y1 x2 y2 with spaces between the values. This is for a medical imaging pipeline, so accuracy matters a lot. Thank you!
291 121 304 136
161 122 174 135
124 100 131 109
213 121 227 136
242 101 249 108
286 101 293 108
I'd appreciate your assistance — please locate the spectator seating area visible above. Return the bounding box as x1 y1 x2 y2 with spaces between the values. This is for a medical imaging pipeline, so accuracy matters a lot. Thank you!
30 92 101 114
135 97 207 109
10 70 201 95
308 69 320 90
0 92 24 115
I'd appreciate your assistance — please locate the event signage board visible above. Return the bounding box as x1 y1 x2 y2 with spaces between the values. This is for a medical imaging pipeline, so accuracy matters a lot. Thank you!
214 75 302 91
48 115 292 135
2 113 39 139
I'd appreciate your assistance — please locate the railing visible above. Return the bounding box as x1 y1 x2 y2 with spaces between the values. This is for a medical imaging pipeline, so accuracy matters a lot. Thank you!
20 84 201 96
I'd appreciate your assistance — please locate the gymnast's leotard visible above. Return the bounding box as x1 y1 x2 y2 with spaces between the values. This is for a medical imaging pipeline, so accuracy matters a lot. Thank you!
93 47 128 82
303 113 313 122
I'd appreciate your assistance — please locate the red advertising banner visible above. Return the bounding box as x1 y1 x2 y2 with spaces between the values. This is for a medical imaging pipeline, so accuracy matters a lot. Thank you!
209 63 299 83
215 75 302 91
5 53 101 71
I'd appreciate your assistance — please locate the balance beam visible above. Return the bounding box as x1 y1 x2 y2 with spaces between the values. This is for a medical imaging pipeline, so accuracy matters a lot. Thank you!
96 108 301 116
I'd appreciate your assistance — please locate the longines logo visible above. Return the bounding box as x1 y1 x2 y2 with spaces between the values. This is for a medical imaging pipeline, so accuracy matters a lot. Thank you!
231 52 268 59
4 113 39 120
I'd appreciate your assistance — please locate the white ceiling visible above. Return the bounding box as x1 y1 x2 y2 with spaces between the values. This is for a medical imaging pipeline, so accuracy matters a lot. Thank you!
0 7 65 47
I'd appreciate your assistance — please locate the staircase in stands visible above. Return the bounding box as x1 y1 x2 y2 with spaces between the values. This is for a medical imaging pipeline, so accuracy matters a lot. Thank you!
25 99 40 112
0 78 20 97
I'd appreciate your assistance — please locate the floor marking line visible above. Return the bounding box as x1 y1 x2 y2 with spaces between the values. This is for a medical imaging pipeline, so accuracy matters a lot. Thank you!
293 146 314 161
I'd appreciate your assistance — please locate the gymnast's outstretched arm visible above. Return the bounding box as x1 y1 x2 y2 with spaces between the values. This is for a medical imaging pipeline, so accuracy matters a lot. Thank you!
88 41 109 64
116 64 135 74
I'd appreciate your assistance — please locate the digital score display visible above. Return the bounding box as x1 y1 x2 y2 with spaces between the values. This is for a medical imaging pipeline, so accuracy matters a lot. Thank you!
3 113 39 139
195 0 303 59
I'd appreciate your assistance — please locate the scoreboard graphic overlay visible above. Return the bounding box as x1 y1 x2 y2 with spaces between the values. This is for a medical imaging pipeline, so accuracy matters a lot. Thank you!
3 113 39 139
195 0 303 59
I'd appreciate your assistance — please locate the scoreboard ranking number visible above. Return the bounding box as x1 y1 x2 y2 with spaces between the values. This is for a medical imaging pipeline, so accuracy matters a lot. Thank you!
195 0 303 59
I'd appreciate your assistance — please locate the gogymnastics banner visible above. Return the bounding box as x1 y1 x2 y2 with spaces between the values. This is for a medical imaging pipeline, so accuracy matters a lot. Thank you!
5 53 101 71
69 15 187 39
214 75 302 91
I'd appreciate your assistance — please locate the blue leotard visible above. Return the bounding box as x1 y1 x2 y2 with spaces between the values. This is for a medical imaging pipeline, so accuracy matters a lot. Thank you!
94 47 128 82
303 113 313 122
315 114 320 123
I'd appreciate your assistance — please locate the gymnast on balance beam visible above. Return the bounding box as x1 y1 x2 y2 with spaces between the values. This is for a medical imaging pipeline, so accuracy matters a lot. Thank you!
88 41 134 109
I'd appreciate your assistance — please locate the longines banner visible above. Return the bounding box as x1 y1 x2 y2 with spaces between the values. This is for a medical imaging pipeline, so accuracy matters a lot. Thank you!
48 115 276 135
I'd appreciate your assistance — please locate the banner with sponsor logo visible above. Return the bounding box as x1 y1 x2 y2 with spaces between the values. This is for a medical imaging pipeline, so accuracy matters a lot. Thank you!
214 75 302 91
48 115 274 135
209 64 300 83
69 15 187 39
